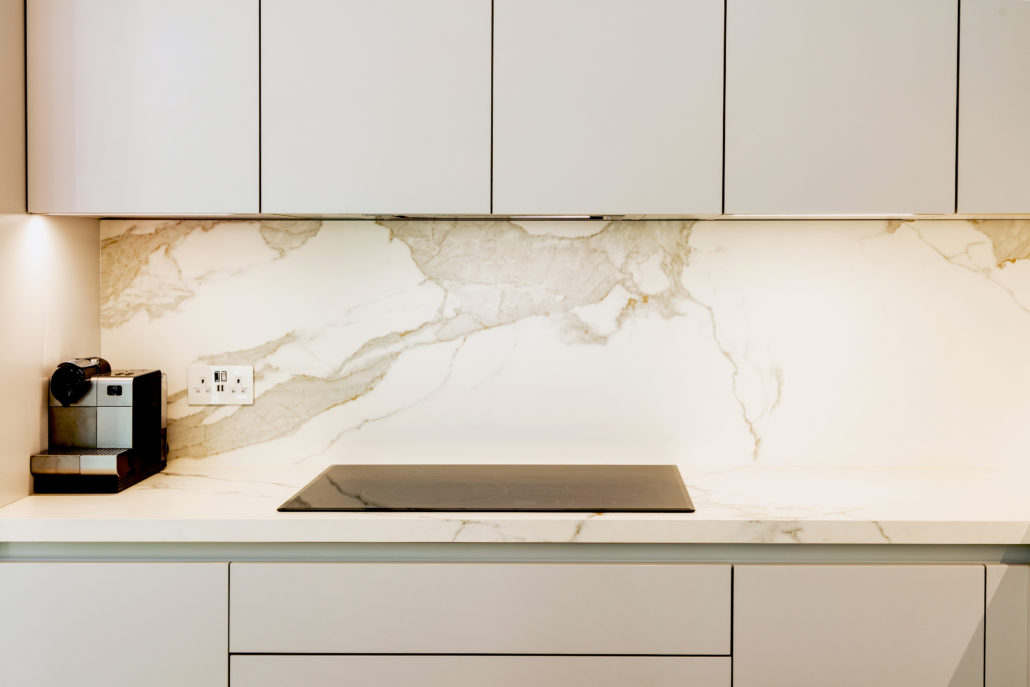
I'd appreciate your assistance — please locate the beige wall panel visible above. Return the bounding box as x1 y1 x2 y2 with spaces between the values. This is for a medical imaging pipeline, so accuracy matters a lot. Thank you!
0 214 99 506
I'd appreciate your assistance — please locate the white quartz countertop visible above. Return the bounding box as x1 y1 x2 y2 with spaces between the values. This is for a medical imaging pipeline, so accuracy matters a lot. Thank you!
1 462 1029 545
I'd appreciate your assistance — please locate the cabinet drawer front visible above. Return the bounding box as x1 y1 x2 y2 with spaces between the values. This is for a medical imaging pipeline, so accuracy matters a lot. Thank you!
734 565 984 687
0 562 227 687
230 563 729 655
231 655 730 687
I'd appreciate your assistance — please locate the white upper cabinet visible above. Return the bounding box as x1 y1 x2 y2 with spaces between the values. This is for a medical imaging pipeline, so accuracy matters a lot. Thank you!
725 0 957 215
959 0 1030 213
261 0 491 215
28 0 258 214
493 0 724 216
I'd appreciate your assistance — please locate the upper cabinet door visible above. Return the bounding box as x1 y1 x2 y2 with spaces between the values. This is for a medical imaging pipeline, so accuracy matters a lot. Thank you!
493 0 724 216
725 0 957 215
28 0 258 214
261 0 491 215
959 0 1030 213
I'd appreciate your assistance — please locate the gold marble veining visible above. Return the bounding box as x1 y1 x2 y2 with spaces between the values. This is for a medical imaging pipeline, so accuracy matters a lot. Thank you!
100 218 1030 467
166 219 715 459
101 220 322 327
101 220 214 327
173 365 392 459
381 219 697 343
258 220 323 257
971 219 1030 266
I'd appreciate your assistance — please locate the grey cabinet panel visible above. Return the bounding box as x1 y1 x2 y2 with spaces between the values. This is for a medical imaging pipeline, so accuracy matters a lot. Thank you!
493 0 724 215
231 656 731 687
986 565 1030 687
28 0 258 214
230 562 730 655
0 562 228 687
734 564 984 687
261 0 491 215
958 0 1030 213
725 0 957 214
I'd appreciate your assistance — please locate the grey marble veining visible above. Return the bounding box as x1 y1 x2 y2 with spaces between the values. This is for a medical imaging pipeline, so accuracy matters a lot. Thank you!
100 218 1030 469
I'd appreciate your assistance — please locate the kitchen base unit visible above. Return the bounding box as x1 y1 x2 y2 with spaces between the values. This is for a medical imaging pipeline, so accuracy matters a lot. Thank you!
0 562 227 687
231 656 731 687
2 546 1030 687
734 564 985 687
229 562 730 655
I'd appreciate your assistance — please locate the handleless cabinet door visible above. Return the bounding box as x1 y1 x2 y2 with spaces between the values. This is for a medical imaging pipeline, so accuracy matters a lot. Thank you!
230 562 730 655
493 0 724 216
27 0 258 214
734 565 985 687
959 0 1030 213
261 0 491 215
985 565 1030 687
725 0 957 215
231 656 731 687
0 562 228 687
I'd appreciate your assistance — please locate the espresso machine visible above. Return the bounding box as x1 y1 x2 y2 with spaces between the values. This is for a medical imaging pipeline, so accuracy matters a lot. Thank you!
31 357 168 493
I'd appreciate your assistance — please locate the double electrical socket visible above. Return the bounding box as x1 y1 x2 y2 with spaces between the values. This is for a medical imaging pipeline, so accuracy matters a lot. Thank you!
187 365 254 406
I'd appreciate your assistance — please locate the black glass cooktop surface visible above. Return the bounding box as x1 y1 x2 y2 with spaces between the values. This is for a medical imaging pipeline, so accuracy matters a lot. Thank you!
278 464 694 512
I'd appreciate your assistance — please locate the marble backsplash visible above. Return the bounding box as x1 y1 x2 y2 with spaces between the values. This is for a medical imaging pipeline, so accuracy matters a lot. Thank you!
99 218 1030 468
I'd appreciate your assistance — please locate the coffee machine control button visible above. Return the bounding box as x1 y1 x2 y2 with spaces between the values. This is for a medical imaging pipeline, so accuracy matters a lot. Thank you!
106 385 123 396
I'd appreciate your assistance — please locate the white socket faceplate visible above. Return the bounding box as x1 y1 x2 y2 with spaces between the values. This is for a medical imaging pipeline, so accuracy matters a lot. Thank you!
187 365 254 405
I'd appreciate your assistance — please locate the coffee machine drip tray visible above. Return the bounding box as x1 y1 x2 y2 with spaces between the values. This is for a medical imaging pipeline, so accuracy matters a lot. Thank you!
31 448 131 476
278 464 695 512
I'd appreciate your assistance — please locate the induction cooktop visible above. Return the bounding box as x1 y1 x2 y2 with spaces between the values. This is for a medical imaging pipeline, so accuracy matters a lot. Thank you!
278 464 694 512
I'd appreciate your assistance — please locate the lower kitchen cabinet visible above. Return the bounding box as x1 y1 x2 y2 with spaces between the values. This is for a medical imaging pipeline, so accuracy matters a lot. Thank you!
230 655 731 687
4 557 1018 687
229 562 730 655
986 565 1030 687
0 562 228 687
734 565 985 687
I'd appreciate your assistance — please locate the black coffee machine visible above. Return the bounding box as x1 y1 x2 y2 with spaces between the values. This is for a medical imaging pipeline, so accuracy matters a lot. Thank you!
30 357 168 493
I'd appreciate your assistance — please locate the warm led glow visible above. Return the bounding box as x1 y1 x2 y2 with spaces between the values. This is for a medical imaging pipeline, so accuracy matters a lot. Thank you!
23 215 52 276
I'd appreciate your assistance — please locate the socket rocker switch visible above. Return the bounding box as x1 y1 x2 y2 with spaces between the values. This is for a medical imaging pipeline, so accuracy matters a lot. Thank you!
188 365 254 406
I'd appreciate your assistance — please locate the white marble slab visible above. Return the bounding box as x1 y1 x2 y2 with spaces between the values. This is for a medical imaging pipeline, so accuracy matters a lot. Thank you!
2 459 1029 544
99 218 1030 470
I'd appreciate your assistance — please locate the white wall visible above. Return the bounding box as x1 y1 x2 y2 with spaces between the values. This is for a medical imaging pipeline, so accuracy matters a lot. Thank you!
0 0 100 506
